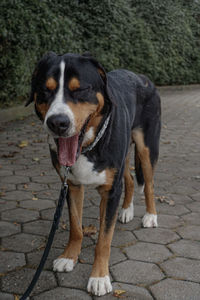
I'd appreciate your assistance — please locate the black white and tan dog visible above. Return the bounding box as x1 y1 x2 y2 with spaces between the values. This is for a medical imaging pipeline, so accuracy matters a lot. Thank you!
26 52 161 296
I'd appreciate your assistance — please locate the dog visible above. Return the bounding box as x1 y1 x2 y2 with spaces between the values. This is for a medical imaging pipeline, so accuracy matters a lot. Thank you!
26 52 161 296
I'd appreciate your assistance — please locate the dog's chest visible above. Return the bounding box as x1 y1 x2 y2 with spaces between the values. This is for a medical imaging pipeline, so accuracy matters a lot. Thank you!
68 155 106 185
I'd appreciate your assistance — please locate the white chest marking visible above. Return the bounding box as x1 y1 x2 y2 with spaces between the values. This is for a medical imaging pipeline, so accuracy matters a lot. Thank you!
68 155 106 185
82 127 94 146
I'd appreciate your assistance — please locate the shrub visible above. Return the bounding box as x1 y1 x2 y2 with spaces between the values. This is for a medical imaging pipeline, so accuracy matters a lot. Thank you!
0 0 200 106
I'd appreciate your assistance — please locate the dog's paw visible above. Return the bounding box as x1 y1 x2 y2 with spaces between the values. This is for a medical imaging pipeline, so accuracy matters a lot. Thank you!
142 213 158 228
119 202 134 223
139 184 144 194
87 275 112 296
53 258 75 272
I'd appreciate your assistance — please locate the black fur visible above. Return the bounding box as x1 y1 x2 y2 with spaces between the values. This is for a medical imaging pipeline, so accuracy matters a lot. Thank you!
96 70 161 227
28 53 161 231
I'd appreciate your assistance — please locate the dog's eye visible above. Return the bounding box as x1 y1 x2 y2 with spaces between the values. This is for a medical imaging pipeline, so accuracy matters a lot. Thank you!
76 86 91 92
45 86 56 95
72 86 91 101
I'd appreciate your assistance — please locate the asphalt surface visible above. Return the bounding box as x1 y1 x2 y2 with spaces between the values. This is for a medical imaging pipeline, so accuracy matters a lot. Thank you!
0 87 200 299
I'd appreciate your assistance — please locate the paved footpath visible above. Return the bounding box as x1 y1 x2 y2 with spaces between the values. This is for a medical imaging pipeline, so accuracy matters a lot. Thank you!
0 87 200 300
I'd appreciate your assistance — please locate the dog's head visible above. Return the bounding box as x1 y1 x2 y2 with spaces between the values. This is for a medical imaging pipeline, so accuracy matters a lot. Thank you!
26 52 113 166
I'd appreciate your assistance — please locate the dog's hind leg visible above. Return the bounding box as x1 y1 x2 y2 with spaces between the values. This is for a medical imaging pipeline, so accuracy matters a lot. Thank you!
118 155 134 223
132 128 159 227
53 181 84 272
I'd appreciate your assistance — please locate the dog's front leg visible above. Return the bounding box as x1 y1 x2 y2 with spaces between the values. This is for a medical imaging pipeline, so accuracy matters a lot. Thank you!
53 181 84 272
87 180 121 296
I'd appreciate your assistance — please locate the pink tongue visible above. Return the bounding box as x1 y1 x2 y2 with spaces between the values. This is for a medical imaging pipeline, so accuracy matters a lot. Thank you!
58 135 79 166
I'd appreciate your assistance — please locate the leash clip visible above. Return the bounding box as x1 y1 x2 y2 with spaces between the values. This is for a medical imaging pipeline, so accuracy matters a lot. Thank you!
63 166 70 187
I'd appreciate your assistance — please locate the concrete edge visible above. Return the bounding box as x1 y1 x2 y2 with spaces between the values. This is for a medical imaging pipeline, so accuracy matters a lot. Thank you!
157 84 200 92
0 84 200 123
0 103 34 123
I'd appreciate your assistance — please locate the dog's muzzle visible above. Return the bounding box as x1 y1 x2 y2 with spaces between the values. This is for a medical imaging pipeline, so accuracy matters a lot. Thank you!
46 114 70 136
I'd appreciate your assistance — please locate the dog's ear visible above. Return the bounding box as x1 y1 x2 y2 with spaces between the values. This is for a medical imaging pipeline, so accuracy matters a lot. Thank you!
88 56 116 105
82 53 107 85
90 58 107 85
96 63 107 85
25 52 56 107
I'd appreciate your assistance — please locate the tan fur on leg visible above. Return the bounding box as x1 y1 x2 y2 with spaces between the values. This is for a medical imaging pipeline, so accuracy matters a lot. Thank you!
132 129 157 227
53 181 84 272
87 170 116 296
119 155 134 223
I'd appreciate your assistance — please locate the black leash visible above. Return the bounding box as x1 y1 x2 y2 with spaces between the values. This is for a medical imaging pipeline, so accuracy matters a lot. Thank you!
20 112 112 299
20 167 70 300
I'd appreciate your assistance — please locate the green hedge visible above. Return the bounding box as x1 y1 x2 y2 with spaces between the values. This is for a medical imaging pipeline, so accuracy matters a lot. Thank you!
0 0 200 106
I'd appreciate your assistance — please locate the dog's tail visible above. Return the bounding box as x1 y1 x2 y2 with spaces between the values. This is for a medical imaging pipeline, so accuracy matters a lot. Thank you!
134 145 144 189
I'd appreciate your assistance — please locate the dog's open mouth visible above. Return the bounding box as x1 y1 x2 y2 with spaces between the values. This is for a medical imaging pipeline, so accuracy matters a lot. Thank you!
57 118 90 166
58 135 79 166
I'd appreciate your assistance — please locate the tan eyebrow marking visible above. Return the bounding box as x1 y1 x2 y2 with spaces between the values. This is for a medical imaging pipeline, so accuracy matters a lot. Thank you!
68 77 80 91
46 77 57 90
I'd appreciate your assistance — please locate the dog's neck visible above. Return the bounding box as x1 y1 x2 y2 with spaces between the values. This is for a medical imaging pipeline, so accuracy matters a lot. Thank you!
81 96 111 148
81 113 111 154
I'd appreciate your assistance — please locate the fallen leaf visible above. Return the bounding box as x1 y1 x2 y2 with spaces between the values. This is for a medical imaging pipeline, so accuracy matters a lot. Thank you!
169 199 175 206
0 246 7 251
32 197 38 201
32 157 40 162
82 224 97 236
61 222 67 230
156 196 165 203
44 192 51 196
163 141 171 144
14 295 20 300
33 139 44 143
79 258 86 264
156 196 175 206
18 140 28 148
113 289 126 297
23 184 28 189
2 151 19 158
31 239 37 246
37 243 46 250
31 122 35 126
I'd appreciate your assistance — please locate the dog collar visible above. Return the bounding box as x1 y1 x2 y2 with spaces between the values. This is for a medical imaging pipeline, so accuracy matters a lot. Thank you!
81 114 111 154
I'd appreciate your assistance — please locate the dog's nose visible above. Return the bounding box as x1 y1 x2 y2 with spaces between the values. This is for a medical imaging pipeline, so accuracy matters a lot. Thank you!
47 114 70 136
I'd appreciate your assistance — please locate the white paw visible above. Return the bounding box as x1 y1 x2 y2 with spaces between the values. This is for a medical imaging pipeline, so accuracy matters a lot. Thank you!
53 258 75 272
142 213 158 228
87 275 112 296
119 202 134 223
139 184 144 194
